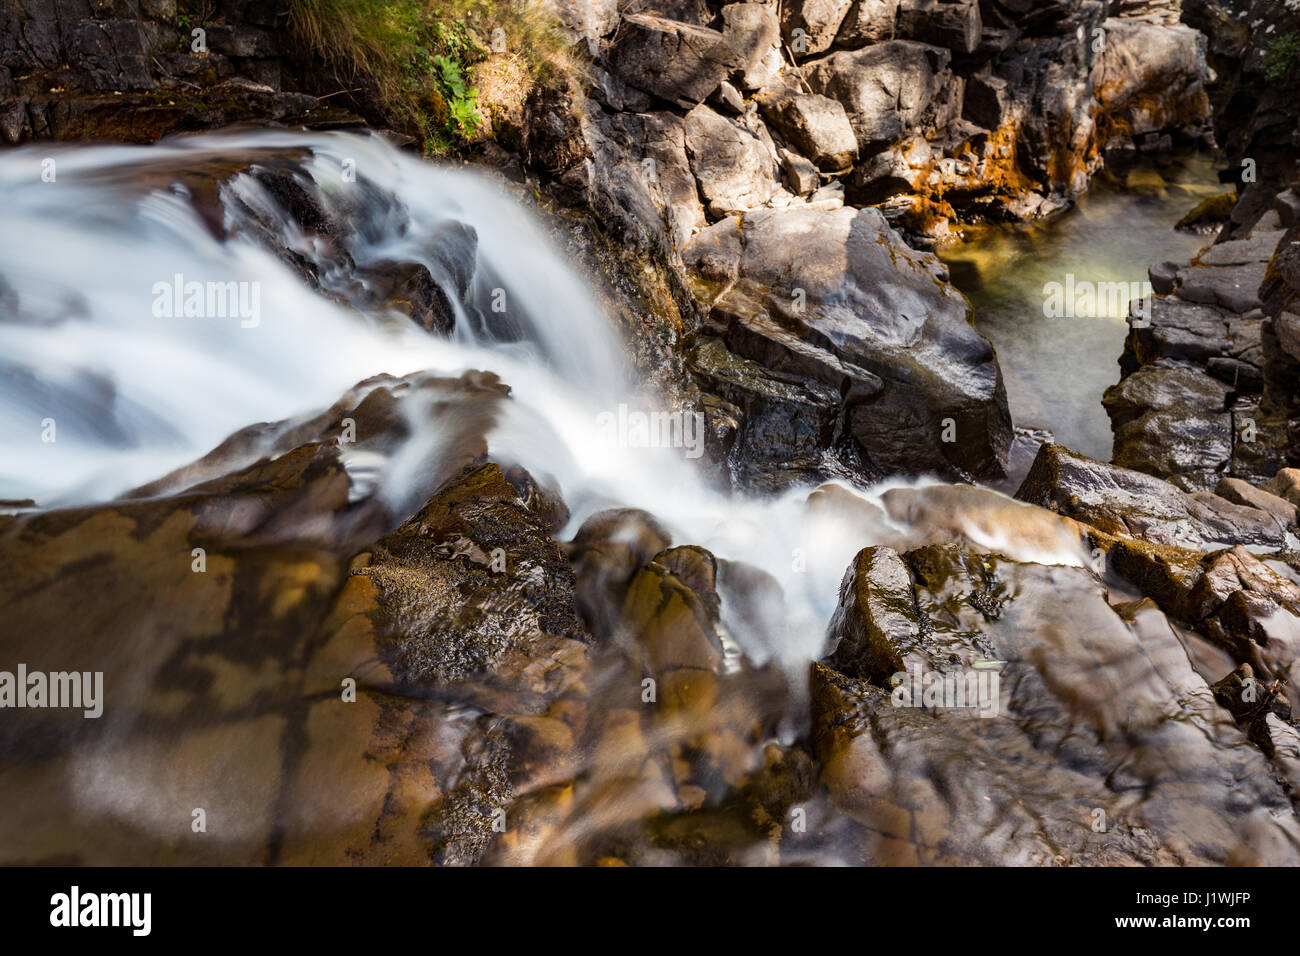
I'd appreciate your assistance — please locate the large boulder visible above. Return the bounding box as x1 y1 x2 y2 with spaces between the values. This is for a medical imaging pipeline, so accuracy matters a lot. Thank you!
895 0 981 55
721 3 784 91
803 41 951 153
1102 361 1233 492
835 0 902 46
782 0 855 56
1092 19 1210 147
684 204 1012 484
757 91 858 171
683 104 782 216
607 13 742 108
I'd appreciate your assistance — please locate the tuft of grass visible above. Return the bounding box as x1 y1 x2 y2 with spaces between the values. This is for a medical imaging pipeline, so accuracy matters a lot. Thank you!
1264 32 1300 84
287 0 569 154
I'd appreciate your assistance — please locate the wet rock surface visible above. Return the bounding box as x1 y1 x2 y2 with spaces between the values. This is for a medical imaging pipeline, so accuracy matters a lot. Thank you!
1015 442 1290 550
811 546 1300 864
9 368 1300 865
1109 214 1288 491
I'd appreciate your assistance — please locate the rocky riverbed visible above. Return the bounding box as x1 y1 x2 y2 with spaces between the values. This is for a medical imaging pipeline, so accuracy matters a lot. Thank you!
2 0 1300 866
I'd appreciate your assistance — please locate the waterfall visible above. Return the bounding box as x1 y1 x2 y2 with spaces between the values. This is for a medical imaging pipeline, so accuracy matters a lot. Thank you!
0 128 1089 675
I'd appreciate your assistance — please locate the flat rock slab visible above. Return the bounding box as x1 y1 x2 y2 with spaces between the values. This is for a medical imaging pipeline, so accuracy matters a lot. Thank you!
1016 442 1287 550
1176 261 1266 314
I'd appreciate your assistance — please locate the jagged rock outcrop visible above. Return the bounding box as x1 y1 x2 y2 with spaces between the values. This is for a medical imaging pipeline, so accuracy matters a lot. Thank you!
535 0 1216 488
1015 441 1291 549
1107 214 1286 491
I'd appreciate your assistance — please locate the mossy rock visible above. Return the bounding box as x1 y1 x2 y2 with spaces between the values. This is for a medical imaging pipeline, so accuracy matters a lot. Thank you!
1176 192 1236 232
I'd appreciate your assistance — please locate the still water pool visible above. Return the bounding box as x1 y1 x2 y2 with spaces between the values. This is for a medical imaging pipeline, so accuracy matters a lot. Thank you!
941 152 1225 461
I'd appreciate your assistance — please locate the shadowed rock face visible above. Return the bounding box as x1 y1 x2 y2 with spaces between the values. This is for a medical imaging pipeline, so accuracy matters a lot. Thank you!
0 0 364 143
607 13 742 108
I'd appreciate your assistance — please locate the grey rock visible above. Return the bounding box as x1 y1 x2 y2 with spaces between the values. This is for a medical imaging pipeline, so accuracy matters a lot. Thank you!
962 72 1010 130
608 13 742 107
1176 262 1266 314
1016 443 1286 550
1103 362 1232 492
758 91 858 171
1274 312 1300 363
712 79 747 115
835 0 901 46
1198 230 1285 267
779 148 821 195
896 0 981 55
1125 296 1230 367
537 0 619 43
1273 189 1300 229
685 205 1011 480
721 3 784 91
1091 19 1208 139
782 0 855 57
683 104 781 217
1149 260 1180 295
804 41 950 153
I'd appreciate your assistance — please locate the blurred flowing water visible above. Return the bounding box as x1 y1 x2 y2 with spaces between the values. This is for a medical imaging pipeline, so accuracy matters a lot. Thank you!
1 129 1087 678
940 152 1224 460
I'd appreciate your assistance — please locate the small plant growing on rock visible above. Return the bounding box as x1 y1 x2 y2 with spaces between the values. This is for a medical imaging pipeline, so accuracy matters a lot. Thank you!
1265 32 1300 84
430 54 481 135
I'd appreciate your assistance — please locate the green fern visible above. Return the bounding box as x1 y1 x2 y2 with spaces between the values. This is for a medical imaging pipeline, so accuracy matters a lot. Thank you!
431 54 481 135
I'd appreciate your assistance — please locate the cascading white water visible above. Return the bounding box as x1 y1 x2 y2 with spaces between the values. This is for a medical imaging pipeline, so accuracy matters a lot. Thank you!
0 129 1089 672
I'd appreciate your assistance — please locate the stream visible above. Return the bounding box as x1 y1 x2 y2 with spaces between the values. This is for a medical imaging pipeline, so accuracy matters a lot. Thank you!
941 151 1224 460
